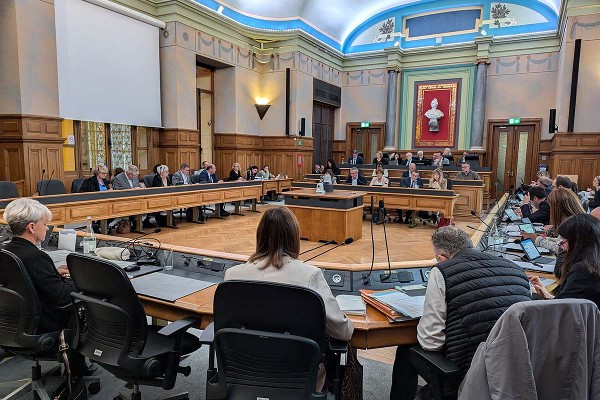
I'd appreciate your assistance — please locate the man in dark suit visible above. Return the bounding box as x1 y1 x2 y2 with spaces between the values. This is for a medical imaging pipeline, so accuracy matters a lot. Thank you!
516 186 550 224
403 152 413 166
2 198 93 376
345 167 367 185
348 149 364 165
398 171 424 224
199 164 229 217
402 163 417 178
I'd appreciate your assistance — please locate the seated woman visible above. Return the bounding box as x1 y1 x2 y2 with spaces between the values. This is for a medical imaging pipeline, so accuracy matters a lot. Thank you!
228 162 245 182
370 168 389 187
320 169 337 185
521 187 585 255
428 168 447 190
388 152 400 165
224 207 354 390
372 150 388 169
531 214 600 309
257 164 276 179
82 165 111 192
326 159 341 175
151 165 177 227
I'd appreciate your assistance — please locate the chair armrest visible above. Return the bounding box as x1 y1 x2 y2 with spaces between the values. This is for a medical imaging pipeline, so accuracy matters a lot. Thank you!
199 322 214 345
328 339 348 353
157 317 199 338
410 346 460 375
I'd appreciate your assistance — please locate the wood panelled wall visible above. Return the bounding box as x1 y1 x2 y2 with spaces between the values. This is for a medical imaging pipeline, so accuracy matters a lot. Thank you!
159 128 201 172
545 132 600 187
0 115 64 196
214 134 314 180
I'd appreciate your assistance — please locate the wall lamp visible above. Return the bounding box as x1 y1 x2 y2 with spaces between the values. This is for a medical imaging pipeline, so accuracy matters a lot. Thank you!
255 104 271 120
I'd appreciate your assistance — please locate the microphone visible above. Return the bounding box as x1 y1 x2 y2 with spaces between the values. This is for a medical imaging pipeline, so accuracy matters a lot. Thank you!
119 228 161 260
299 240 335 255
466 224 487 232
44 170 55 195
303 238 353 262
471 210 500 240
378 200 393 282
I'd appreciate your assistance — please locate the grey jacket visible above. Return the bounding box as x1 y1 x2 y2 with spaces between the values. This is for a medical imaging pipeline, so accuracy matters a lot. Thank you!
112 172 142 190
171 170 190 185
459 299 600 400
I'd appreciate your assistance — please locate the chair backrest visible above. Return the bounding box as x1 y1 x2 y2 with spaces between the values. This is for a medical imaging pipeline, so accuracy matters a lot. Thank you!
210 281 327 399
0 181 19 199
191 173 202 184
0 250 42 347
143 174 154 188
70 178 87 193
446 178 453 190
67 253 149 367
37 179 67 196
460 299 600 399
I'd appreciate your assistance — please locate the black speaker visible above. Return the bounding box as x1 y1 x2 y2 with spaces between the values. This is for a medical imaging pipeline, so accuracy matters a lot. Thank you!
285 68 290 135
568 39 581 132
299 118 306 136
549 109 557 133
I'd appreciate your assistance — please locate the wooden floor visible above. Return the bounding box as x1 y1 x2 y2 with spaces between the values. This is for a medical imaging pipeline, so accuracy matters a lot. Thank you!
118 202 480 364
121 203 480 265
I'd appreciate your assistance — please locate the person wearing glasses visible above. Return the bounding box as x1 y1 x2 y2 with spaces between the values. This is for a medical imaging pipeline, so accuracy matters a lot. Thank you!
530 214 600 309
82 165 111 192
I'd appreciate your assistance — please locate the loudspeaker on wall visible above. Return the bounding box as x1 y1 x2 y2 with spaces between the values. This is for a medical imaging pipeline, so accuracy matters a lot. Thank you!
549 109 557 133
299 118 306 136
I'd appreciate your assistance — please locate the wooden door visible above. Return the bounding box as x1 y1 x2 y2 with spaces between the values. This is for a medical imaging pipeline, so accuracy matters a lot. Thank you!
488 121 540 198
346 123 385 163
313 103 335 164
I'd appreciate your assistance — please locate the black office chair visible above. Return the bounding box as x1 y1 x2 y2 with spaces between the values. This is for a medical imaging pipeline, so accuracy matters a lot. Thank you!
201 281 348 400
409 347 462 400
71 178 87 194
0 181 19 199
0 250 99 399
37 179 67 195
66 253 201 400
143 174 155 188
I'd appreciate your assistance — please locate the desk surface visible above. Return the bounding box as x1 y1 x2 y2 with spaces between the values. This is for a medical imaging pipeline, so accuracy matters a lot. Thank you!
284 189 365 200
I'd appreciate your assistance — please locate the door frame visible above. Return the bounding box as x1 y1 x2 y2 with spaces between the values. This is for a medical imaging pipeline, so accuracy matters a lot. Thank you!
486 118 541 198
345 122 386 161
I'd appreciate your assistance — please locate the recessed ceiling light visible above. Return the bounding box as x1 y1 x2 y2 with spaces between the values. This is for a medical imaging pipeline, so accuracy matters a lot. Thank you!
217 5 224 14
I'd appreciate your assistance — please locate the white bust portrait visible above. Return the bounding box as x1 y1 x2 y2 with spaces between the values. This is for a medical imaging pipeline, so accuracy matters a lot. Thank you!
424 98 444 132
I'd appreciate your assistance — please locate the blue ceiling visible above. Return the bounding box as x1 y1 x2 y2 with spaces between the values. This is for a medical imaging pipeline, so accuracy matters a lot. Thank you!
197 0 561 53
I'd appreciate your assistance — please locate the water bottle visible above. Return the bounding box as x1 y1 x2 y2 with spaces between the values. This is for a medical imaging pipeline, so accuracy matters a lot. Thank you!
82 216 96 255
163 249 174 271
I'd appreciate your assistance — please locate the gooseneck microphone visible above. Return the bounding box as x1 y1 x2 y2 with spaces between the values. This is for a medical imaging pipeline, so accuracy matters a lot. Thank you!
470 210 493 231
303 238 353 262
119 228 162 260
299 240 335 255
363 196 376 286
44 170 55 195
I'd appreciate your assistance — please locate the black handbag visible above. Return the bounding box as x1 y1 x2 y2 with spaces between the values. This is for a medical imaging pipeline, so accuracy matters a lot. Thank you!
340 348 363 400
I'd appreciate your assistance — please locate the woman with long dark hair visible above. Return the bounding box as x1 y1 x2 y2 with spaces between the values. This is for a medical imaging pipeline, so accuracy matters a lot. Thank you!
326 159 341 175
531 214 600 308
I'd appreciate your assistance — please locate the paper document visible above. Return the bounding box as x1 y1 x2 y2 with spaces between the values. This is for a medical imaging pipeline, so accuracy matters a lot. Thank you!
336 295 366 316
368 291 425 318
513 260 555 273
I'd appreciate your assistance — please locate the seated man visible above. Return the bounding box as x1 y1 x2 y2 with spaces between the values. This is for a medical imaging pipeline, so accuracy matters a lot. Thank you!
199 164 230 217
246 165 259 180
171 162 191 185
112 164 144 189
414 151 428 165
2 198 93 376
515 186 550 224
455 162 480 180
396 171 423 224
345 167 367 186
402 163 417 178
348 149 364 165
431 152 449 167
390 227 531 400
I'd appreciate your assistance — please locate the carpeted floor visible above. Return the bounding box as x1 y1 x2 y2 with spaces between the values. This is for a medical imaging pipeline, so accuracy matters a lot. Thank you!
0 330 394 400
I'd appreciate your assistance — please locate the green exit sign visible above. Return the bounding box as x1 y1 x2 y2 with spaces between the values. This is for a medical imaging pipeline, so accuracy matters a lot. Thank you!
360 121 370 128
508 118 521 125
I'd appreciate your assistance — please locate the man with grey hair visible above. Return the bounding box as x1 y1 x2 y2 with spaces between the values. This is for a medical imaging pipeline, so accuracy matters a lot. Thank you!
112 164 144 189
2 199 76 332
390 226 531 400
345 167 366 185
171 163 191 186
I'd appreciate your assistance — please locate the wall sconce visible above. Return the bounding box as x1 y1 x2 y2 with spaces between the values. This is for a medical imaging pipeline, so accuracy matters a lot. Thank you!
255 104 271 120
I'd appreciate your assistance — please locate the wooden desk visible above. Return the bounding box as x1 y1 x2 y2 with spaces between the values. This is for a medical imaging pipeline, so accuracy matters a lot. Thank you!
261 178 293 195
0 181 263 229
283 189 363 243
291 182 460 218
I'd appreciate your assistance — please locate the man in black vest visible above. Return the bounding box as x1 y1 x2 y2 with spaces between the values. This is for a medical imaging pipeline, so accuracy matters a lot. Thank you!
390 226 531 400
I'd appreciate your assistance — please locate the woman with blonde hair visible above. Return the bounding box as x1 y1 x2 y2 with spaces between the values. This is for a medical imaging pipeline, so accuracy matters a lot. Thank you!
82 165 110 192
372 150 388 169
429 168 447 190
228 162 245 181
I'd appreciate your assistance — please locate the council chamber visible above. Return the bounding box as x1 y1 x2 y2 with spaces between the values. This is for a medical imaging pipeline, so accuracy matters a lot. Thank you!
1 1 599 399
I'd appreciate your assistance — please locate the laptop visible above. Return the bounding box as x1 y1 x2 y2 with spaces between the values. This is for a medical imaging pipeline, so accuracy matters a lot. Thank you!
519 238 555 264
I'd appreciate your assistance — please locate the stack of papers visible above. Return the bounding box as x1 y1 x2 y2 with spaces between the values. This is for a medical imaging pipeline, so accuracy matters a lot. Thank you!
361 289 425 319
336 295 366 316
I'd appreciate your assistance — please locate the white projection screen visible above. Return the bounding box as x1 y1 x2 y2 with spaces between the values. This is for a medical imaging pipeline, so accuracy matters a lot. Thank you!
55 0 164 127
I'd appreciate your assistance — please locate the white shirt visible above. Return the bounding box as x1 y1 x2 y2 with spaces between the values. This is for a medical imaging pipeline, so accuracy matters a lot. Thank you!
417 267 447 350
127 178 134 188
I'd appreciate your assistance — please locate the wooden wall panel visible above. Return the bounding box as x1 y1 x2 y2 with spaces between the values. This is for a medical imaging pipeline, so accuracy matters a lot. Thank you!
214 134 314 180
158 128 200 172
547 132 600 187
